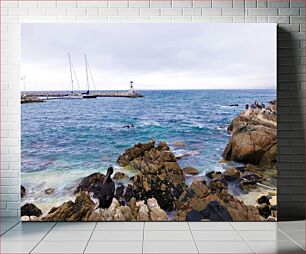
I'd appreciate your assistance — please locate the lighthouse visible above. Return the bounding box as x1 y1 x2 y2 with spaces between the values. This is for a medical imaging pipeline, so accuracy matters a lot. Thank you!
129 81 135 94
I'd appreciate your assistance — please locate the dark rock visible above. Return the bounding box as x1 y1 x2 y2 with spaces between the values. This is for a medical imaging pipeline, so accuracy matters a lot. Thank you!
117 141 186 211
206 171 222 179
45 188 55 195
187 201 233 222
114 185 125 205
258 204 271 219
74 172 105 195
21 185 26 198
117 140 155 167
223 168 240 182
174 180 261 221
21 203 42 217
257 195 271 205
113 172 129 181
182 166 199 175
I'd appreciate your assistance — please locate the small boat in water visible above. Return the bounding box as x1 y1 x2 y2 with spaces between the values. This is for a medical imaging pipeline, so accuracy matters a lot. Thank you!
64 53 97 99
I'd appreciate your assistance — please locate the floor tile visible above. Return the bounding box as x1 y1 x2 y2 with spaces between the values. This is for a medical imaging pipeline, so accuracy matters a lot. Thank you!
143 241 198 253
192 230 243 241
52 222 96 231
144 230 193 241
232 222 276 231
11 222 56 231
32 241 87 253
189 222 234 231
42 230 92 242
1 230 47 242
145 222 189 231
196 241 253 253
0 241 37 253
276 221 305 231
239 230 291 241
1 218 21 223
248 240 305 253
282 230 305 249
95 222 143 231
90 230 143 241
85 241 143 253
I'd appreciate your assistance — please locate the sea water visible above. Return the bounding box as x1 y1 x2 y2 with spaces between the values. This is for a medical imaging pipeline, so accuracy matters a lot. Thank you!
21 89 276 210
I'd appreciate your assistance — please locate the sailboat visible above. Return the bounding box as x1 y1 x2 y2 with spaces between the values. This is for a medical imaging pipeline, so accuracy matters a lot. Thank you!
64 53 84 99
82 54 97 99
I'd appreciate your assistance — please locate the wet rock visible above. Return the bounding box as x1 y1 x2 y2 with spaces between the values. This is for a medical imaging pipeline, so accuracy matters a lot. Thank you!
257 195 271 205
183 166 199 175
174 180 261 221
118 140 186 211
187 201 233 221
45 188 55 195
206 171 222 179
43 192 94 221
258 204 271 219
147 198 167 221
21 185 26 198
223 168 240 182
74 172 105 195
222 105 277 169
113 172 129 181
21 203 42 217
114 185 125 205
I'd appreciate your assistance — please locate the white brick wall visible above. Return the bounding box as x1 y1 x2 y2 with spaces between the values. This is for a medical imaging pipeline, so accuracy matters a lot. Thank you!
0 0 305 218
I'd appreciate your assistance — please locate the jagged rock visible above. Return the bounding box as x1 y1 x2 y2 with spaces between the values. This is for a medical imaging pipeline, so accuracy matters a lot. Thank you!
187 201 233 221
222 105 277 169
21 203 42 217
43 192 94 221
118 141 186 211
206 171 222 179
182 167 199 175
114 185 125 205
118 206 132 221
117 140 156 166
147 198 167 221
113 172 129 181
113 208 126 221
137 201 149 221
45 188 55 195
174 180 261 221
21 185 26 198
74 172 105 196
30 216 40 221
223 168 240 182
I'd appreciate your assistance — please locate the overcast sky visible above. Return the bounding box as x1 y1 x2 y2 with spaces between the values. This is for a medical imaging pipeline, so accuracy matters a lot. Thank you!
21 23 276 91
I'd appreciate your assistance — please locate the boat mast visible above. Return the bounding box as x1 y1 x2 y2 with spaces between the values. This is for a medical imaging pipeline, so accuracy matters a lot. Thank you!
85 53 89 94
68 53 74 95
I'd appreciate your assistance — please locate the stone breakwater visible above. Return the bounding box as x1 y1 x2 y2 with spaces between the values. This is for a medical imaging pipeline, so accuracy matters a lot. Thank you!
21 103 277 221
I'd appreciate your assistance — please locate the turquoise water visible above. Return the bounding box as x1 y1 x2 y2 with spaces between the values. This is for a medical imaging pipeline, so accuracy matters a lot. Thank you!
21 89 276 209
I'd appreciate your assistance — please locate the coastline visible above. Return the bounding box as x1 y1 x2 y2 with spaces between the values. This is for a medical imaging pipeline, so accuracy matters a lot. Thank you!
21 94 277 221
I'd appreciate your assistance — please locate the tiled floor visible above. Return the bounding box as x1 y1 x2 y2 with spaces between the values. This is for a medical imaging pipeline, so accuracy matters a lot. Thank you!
0 218 304 253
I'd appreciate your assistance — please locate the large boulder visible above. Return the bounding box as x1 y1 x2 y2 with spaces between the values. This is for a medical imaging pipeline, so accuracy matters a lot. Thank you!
74 172 105 195
223 105 277 169
21 203 42 217
182 166 199 175
174 180 262 221
118 141 186 211
42 192 94 221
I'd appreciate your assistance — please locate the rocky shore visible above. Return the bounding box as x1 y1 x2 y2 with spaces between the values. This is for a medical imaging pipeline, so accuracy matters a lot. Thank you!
21 101 277 222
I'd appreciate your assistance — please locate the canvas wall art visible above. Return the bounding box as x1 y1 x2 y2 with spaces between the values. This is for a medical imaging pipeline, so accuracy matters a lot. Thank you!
21 23 277 221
